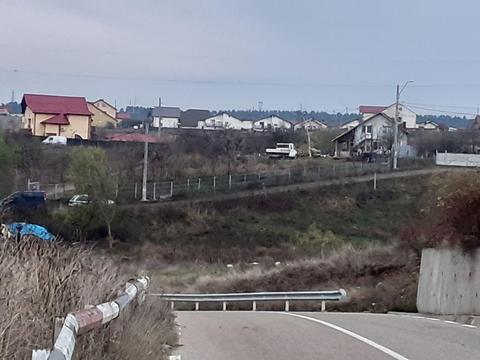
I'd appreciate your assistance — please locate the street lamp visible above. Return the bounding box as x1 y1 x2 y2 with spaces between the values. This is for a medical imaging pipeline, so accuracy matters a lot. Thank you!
392 80 414 169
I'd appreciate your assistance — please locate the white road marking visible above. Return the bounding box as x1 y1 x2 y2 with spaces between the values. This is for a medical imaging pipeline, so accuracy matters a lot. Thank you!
169 356 181 360
425 317 440 321
444 321 457 325
462 324 477 329
283 313 410 360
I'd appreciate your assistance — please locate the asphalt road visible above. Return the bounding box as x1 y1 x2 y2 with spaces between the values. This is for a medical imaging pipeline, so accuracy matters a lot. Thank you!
174 312 480 360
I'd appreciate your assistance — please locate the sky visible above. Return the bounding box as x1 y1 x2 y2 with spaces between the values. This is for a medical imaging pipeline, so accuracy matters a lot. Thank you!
1 0 480 115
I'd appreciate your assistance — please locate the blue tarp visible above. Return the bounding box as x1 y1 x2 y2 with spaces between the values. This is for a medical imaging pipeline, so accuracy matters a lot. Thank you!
7 223 55 241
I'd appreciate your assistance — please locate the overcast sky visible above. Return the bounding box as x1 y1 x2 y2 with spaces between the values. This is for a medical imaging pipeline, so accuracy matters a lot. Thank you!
1 0 480 115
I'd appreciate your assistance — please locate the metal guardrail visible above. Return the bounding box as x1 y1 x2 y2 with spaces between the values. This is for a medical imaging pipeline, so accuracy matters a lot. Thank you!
151 289 347 312
32 276 150 360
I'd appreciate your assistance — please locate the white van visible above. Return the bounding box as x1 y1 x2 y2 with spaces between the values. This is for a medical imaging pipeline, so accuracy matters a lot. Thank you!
42 136 67 145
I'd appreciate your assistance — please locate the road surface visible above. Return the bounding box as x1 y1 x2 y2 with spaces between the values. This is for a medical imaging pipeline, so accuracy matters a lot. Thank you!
173 311 480 360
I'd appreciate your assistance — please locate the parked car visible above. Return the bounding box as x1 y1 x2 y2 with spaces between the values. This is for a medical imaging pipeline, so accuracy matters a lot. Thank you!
68 194 115 207
42 135 67 145
0 191 47 211
266 143 297 159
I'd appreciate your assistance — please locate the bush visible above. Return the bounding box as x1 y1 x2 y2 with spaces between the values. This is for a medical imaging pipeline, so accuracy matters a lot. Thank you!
0 237 176 359
294 225 344 255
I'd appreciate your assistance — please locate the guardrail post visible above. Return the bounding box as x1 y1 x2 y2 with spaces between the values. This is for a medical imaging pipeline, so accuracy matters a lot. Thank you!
229 174 232 189
321 301 326 312
198 178 201 190
195 302 200 311
153 182 157 200
285 300 290 312
373 172 377 190
170 181 174 197
252 301 257 311
187 178 190 192
170 302 175 310
244 174 247 183
223 302 227 311
213 176 216 190
115 183 119 198
134 183 138 199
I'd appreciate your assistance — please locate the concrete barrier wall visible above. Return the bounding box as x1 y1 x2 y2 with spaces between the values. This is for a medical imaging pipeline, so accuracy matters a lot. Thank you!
436 152 480 167
417 248 480 315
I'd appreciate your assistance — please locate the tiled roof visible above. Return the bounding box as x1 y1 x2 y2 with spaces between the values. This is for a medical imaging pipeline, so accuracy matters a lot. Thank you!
40 114 70 125
359 105 387 114
22 94 91 116
152 106 181 118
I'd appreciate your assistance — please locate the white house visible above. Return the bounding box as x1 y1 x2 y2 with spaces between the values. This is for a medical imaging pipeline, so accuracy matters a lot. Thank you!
332 113 408 158
359 104 417 129
199 112 252 130
253 115 292 131
293 118 328 131
152 106 181 128
416 120 440 130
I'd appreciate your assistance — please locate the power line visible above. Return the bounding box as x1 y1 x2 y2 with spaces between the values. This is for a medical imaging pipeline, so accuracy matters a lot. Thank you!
405 101 478 111
405 104 476 117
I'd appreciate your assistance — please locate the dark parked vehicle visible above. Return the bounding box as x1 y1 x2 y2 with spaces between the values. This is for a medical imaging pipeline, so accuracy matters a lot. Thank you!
0 191 47 211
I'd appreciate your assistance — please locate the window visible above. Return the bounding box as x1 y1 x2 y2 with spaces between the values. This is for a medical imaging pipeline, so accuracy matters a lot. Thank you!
363 125 372 134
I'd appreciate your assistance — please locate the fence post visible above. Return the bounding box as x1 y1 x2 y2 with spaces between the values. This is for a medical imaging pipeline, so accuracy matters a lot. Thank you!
153 182 156 200
195 302 200 311
229 174 232 189
115 183 119 198
285 300 290 312
321 300 326 312
223 302 227 311
187 178 190 192
373 172 377 190
198 178 201 190
252 301 257 312
244 174 247 183
134 183 138 199
170 181 174 197
54 184 58 200
213 176 216 190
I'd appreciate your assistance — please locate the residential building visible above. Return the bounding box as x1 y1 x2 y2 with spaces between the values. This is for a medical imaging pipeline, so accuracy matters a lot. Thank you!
359 104 417 129
21 94 92 139
91 99 117 119
180 109 211 129
253 115 292 131
293 118 328 131
339 119 361 130
0 105 9 116
332 113 408 158
87 102 117 128
416 120 440 130
152 106 181 128
199 112 253 130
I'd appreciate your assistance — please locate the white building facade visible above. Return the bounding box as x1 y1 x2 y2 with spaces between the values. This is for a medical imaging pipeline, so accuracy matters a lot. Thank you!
199 113 252 130
254 115 292 131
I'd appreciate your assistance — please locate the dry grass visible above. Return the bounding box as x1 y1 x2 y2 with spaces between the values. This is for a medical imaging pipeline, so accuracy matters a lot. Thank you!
193 244 419 313
0 237 177 359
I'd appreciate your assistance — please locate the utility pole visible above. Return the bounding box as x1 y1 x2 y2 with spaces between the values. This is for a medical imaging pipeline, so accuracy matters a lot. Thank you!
392 81 414 170
392 85 400 169
157 97 162 138
306 125 312 158
141 111 151 201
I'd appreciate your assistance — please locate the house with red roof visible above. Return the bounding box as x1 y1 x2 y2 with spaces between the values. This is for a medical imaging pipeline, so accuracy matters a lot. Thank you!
359 104 417 129
21 94 92 139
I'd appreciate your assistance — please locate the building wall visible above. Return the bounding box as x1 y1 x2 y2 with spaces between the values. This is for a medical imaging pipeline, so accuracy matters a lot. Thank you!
417 248 480 315
203 113 252 130
22 107 90 139
436 152 480 167
153 116 179 128
294 120 327 131
88 103 117 128
383 105 417 129
254 116 292 131
93 100 116 119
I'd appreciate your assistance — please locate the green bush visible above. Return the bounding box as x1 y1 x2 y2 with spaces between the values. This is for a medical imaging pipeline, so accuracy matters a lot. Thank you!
294 224 344 255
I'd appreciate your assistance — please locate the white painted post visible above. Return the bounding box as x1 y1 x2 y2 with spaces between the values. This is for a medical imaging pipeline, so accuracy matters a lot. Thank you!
170 302 175 310
285 300 290 312
134 183 138 199
187 178 190 192
153 182 156 200
198 178 201 190
223 302 227 311
321 301 326 312
213 176 216 190
373 172 377 190
229 174 232 189
170 181 174 197
195 302 200 311
252 301 257 311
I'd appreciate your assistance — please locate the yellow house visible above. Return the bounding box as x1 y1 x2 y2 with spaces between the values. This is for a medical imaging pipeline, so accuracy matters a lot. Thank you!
88 102 118 128
21 94 92 139
92 99 117 119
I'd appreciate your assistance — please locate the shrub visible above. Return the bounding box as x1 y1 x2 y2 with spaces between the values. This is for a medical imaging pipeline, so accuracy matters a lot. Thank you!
294 225 344 255
0 237 176 359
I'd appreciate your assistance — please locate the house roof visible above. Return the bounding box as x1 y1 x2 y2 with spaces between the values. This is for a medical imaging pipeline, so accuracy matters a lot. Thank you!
152 106 181 118
40 114 70 125
359 105 387 114
22 94 92 116
116 112 131 120
180 109 211 127
256 114 293 124
294 118 327 127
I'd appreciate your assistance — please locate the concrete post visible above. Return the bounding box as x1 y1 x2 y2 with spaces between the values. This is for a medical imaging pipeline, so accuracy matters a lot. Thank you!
195 302 200 311
252 301 257 311
213 176 216 190
285 300 290 312
198 178 201 190
170 302 175 310
134 183 138 199
223 302 227 311
373 172 377 190
170 181 174 197
321 301 326 312
187 178 190 192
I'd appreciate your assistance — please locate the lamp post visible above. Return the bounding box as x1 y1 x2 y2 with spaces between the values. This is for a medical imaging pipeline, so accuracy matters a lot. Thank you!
392 80 414 169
